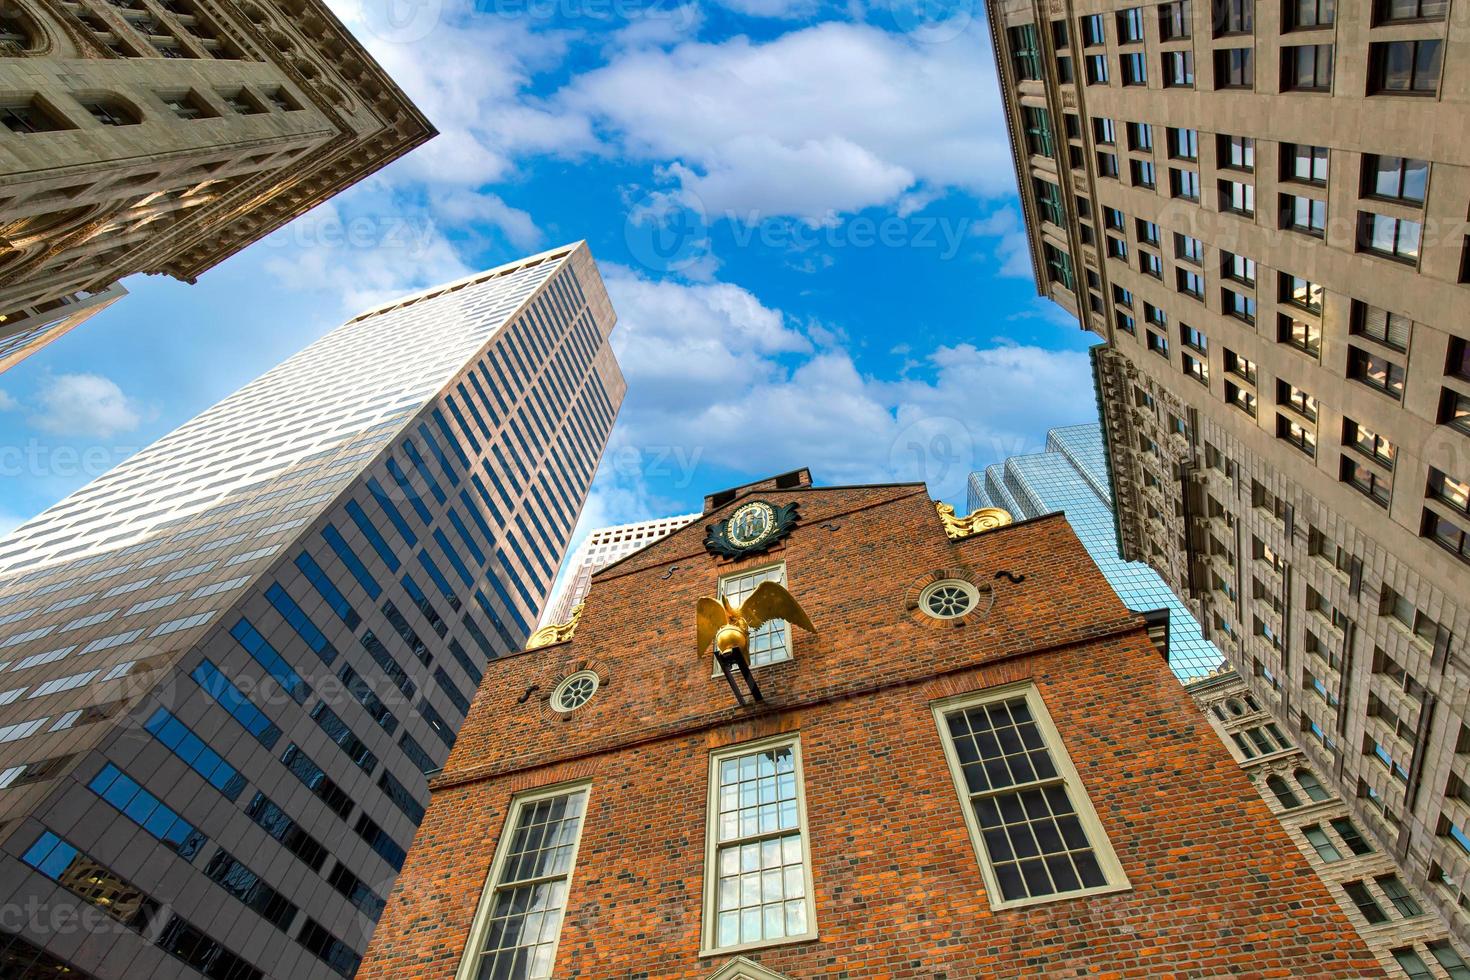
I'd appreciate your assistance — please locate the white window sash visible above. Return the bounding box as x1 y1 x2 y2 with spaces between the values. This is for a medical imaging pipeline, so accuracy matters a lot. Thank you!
701 733 818 957
455 780 592 980
931 681 1131 910
711 561 792 676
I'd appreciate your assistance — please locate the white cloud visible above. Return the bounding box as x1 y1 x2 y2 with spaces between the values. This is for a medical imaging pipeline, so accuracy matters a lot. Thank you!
432 189 543 252
270 11 1012 307
972 208 1035 279
29 374 144 439
257 198 477 314
327 0 594 188
559 21 1011 222
664 136 913 225
601 270 1095 504
605 265 811 409
603 4 705 51
0 389 16 411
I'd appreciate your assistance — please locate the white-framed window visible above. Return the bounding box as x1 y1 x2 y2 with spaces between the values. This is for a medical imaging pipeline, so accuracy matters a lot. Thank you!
550 671 599 713
919 579 980 619
932 682 1129 909
456 781 591 980
702 734 817 956
716 562 790 669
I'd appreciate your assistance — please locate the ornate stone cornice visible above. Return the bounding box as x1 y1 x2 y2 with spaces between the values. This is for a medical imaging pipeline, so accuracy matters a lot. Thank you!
125 0 437 281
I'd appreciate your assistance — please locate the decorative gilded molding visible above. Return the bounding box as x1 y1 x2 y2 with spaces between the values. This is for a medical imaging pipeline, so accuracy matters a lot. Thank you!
936 501 1013 540
704 499 799 559
526 602 584 650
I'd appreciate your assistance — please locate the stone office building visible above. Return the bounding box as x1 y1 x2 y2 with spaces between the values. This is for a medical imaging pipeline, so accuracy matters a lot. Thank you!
538 512 699 628
1193 668 1470 977
0 243 621 978
358 468 1383 979
984 0 1470 951
0 0 434 372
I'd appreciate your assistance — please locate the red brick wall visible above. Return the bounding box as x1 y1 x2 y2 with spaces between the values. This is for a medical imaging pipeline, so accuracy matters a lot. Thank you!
360 485 1382 978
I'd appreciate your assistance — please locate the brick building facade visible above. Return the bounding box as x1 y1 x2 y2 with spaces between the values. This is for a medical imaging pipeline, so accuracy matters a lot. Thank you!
359 470 1384 978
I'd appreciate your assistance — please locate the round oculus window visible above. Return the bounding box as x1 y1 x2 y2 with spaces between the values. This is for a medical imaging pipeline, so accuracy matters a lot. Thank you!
919 579 979 619
551 671 599 712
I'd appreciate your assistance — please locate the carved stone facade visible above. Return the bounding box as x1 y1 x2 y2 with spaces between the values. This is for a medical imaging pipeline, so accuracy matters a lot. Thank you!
986 0 1470 954
1192 668 1470 977
0 0 434 370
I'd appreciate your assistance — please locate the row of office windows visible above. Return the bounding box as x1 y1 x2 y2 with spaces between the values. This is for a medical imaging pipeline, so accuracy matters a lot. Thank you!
1009 7 1446 97
1084 119 1428 213
215 607 431 851
21 830 263 980
1135 307 1470 562
0 83 300 136
1038 0 1446 48
360 305 614 639
323 482 516 695
1154 422 1461 670
1102 199 1466 415
138 678 399 926
1084 143 1437 270
0 563 248 650
458 683 1127 977
149 642 411 892
368 443 537 644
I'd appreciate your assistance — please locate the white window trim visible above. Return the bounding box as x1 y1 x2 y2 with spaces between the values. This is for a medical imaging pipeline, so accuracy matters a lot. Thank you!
918 578 981 620
710 560 791 678
550 670 599 713
454 779 593 980
931 681 1131 911
700 732 818 958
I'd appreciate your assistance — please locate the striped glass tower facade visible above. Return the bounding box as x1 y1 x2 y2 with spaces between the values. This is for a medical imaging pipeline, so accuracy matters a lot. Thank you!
968 423 1223 681
0 242 622 978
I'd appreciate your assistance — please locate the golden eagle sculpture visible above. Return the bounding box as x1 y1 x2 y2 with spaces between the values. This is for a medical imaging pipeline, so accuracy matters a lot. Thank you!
697 581 817 658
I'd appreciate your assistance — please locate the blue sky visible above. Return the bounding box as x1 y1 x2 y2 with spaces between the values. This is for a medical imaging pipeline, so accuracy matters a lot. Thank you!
0 0 1101 556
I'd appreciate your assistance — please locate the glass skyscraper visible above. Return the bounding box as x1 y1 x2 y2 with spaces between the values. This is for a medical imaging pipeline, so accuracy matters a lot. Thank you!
0 243 622 978
968 423 1222 681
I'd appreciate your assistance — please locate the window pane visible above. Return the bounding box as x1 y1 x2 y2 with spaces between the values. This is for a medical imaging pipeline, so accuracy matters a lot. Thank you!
718 565 790 667
711 742 811 949
942 691 1118 904
468 789 587 980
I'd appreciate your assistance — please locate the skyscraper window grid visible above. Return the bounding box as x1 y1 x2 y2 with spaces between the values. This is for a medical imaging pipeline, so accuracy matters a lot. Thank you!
0 243 623 978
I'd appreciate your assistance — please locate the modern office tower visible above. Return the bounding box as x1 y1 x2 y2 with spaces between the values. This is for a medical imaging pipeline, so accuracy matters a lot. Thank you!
0 242 622 979
986 0 1470 946
540 512 699 626
358 469 1383 978
1192 668 1470 975
0 0 434 373
967 422 1223 680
